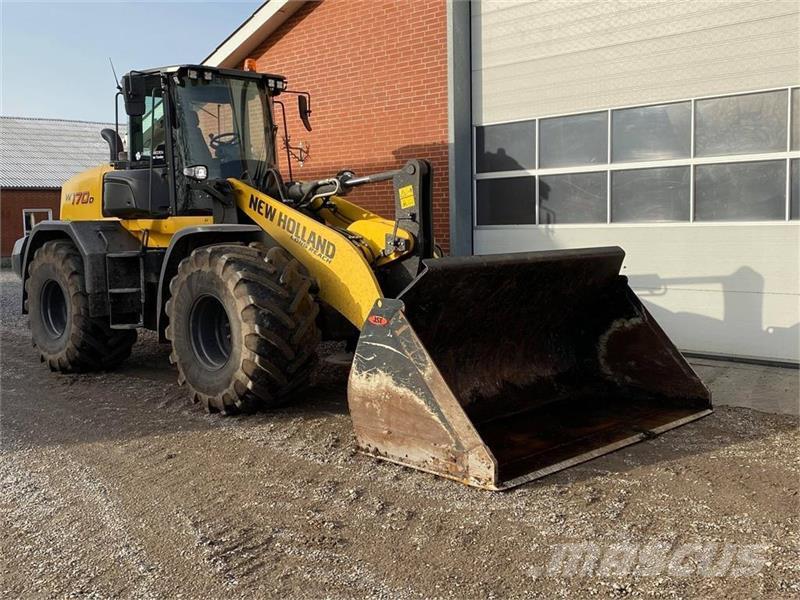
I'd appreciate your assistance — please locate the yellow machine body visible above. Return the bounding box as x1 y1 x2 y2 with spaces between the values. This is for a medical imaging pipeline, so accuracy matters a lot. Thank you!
60 168 409 328
60 165 213 248
231 179 411 327
59 164 110 221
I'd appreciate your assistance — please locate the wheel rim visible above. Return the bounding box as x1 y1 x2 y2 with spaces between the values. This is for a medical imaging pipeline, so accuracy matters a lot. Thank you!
40 279 68 339
189 295 232 370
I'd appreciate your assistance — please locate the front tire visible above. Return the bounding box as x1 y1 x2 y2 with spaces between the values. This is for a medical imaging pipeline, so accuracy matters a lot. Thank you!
165 243 321 414
25 240 137 372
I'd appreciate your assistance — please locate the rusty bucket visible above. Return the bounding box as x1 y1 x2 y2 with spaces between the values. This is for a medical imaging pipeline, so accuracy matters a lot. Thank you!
347 247 712 490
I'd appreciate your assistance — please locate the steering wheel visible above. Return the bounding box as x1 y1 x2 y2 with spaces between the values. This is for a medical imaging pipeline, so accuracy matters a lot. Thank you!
208 132 239 150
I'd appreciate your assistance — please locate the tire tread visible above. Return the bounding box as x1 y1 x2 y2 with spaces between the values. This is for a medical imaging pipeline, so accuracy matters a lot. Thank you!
165 243 321 414
26 240 136 372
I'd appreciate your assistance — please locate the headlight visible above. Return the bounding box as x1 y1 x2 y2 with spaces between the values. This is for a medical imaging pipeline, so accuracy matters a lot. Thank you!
183 165 208 180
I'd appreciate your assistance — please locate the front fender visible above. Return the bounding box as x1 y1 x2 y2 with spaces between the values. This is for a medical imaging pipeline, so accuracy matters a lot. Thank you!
154 224 269 341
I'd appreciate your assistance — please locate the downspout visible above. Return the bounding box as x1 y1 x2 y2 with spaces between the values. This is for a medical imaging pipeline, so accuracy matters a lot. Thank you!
446 0 473 256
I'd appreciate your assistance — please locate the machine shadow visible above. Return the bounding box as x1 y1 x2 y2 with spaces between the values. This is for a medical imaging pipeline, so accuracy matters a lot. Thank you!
630 267 799 365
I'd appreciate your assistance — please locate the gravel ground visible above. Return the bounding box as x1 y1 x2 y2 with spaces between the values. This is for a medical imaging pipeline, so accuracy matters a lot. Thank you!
1 269 798 599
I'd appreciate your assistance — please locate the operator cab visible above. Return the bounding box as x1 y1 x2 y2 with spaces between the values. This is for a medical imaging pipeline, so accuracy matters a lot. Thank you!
102 64 288 222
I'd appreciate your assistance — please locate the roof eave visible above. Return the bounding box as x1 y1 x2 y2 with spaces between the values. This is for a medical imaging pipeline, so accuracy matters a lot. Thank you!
0 185 62 190
202 0 307 68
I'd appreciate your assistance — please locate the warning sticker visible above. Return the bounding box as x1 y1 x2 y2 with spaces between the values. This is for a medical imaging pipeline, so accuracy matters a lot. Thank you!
398 185 416 209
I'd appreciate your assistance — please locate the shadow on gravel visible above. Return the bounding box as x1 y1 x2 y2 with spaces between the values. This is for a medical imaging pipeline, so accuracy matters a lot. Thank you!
2 329 354 453
537 407 798 488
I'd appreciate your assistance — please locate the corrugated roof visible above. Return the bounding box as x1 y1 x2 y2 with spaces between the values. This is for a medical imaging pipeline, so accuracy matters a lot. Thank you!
0 116 126 189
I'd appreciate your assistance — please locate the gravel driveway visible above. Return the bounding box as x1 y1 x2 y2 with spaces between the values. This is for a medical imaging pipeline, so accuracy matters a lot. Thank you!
1 269 798 599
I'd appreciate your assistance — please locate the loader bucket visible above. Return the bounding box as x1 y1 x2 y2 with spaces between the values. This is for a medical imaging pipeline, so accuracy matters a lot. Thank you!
347 247 712 490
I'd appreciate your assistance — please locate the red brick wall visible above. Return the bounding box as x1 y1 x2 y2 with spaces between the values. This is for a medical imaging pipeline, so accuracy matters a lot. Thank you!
0 188 61 256
246 0 450 251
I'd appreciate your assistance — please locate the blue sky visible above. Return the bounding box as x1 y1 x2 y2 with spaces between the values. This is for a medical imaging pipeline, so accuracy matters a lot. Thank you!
1 1 262 123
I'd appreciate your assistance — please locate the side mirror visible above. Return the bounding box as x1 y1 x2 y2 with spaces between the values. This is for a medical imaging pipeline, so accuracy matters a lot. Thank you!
122 75 146 116
298 95 312 132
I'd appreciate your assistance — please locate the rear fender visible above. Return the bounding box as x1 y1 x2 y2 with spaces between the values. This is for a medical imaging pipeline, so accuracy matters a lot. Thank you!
11 235 28 278
19 220 140 316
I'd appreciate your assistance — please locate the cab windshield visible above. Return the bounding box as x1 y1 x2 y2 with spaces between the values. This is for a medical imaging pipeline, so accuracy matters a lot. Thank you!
173 74 274 183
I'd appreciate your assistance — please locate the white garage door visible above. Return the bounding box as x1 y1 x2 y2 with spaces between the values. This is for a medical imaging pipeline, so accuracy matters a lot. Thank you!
471 0 800 363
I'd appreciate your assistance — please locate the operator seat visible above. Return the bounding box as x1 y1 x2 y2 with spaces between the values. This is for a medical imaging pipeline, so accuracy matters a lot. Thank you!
185 111 215 170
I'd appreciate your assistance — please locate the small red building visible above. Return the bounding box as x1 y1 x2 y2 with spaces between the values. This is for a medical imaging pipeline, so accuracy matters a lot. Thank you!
0 117 121 258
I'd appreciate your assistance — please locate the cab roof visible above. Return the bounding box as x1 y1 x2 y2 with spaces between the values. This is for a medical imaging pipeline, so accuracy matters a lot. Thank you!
128 64 286 83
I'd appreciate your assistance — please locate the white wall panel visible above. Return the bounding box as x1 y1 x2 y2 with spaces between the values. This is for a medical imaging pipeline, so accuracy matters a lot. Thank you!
474 224 800 362
472 0 800 124
471 0 800 362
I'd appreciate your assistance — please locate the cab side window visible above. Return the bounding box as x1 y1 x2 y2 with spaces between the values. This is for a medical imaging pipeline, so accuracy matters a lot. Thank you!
129 93 166 166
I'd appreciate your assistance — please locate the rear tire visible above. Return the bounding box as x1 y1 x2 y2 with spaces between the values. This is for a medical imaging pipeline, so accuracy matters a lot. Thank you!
165 243 321 414
25 240 137 372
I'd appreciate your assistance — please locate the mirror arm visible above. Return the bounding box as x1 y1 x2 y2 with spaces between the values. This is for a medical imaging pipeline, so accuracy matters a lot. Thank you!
281 90 313 132
273 99 294 182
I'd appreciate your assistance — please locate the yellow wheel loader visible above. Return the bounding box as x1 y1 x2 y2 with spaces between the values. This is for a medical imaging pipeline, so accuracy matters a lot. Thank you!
12 64 712 490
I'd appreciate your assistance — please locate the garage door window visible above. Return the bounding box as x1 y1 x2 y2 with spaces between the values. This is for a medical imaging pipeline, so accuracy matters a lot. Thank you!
611 102 690 163
612 167 690 222
793 89 800 152
476 121 536 173
474 86 799 226
475 177 535 225
696 161 786 221
789 159 799 220
695 90 787 157
539 112 607 168
539 172 606 224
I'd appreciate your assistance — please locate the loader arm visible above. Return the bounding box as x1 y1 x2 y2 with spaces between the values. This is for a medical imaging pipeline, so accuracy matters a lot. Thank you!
231 179 389 328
